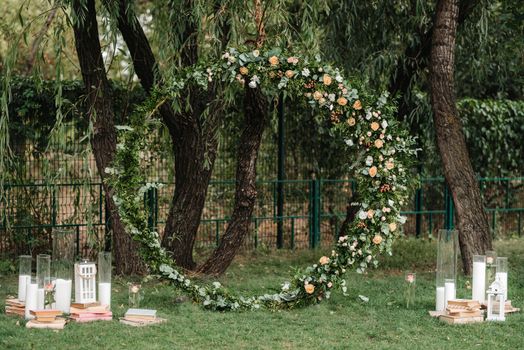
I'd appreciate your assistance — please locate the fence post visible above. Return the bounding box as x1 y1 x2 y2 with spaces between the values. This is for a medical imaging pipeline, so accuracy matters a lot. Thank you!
415 187 422 237
309 179 320 248
276 94 285 249
147 187 156 230
444 182 454 230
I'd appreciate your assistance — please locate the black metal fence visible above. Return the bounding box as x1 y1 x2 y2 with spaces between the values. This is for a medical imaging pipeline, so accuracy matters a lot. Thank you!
2 177 523 258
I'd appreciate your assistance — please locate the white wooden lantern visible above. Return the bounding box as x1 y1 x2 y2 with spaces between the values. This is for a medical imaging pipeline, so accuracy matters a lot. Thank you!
486 278 505 321
74 260 97 303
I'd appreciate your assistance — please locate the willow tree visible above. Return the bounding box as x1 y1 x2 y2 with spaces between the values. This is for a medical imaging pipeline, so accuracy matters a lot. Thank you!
101 0 324 273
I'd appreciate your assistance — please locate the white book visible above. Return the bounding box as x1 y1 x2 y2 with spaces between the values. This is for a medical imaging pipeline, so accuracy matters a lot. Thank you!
125 308 157 317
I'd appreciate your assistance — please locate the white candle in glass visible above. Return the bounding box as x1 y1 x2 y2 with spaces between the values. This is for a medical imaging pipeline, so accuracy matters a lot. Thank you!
496 257 508 300
472 255 486 302
37 288 45 310
18 275 30 302
55 278 72 313
436 286 445 311
444 279 456 308
25 279 38 319
99 283 111 307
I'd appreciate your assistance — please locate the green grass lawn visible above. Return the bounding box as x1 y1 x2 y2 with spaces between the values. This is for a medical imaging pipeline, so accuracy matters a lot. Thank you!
1 238 523 350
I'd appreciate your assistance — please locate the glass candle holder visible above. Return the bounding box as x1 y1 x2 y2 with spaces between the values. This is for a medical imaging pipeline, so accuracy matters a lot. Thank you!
496 257 508 300
128 283 143 308
436 229 457 310
98 252 112 307
18 255 32 302
404 272 416 309
52 229 75 313
36 254 51 309
472 255 486 303
485 250 497 299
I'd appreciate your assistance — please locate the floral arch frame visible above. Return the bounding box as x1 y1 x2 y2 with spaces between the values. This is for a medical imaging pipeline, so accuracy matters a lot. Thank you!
108 48 418 311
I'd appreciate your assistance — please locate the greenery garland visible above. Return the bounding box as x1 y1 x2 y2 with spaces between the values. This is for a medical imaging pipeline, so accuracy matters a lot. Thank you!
107 48 418 311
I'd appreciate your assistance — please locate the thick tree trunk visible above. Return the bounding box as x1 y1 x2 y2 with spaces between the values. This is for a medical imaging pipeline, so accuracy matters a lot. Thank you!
71 0 143 274
429 0 492 275
198 86 267 275
338 194 359 238
106 0 220 269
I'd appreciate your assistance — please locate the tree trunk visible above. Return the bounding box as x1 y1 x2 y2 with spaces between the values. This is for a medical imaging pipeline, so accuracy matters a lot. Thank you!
198 86 268 275
429 0 492 275
108 0 224 270
338 194 359 238
71 0 143 274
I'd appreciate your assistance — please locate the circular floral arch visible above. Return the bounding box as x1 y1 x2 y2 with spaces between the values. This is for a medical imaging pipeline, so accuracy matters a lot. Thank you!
108 48 418 311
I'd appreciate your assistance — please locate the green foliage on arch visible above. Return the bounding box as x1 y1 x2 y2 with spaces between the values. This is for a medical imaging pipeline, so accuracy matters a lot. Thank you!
107 48 418 311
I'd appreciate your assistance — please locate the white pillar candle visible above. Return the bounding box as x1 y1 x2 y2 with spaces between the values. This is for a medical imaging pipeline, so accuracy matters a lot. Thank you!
55 279 72 313
472 260 486 302
444 281 456 308
99 282 111 307
37 288 45 310
18 275 30 302
436 286 445 311
25 282 38 319
496 272 508 300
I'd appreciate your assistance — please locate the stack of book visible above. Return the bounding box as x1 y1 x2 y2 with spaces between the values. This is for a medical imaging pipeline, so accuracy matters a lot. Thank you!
491 300 521 314
5 298 25 317
26 309 66 330
69 302 112 323
440 299 483 324
120 308 166 327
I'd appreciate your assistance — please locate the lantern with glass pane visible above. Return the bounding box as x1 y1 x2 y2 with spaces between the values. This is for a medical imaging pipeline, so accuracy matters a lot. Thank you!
486 278 505 321
74 259 97 303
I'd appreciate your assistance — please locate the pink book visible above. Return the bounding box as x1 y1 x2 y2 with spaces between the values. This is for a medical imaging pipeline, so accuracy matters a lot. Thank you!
71 312 112 318
70 316 113 322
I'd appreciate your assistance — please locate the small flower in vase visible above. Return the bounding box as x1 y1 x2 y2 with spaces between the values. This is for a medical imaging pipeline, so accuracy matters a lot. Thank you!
44 282 56 308
404 272 416 309
129 283 143 308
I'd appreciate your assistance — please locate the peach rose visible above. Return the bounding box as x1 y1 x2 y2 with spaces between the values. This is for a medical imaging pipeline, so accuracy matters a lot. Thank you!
369 166 378 177
367 209 375 219
389 222 397 232
372 235 383 245
313 91 323 100
269 56 279 66
337 97 348 106
285 70 294 78
353 100 362 110
375 139 384 148
319 256 330 265
322 74 332 86
371 122 380 131
239 66 249 75
385 161 394 170
347 117 356 126
304 283 315 294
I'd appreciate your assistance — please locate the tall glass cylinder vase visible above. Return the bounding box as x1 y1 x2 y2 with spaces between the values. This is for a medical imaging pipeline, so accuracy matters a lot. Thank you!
98 252 112 307
18 255 32 302
496 257 508 300
36 254 51 309
485 250 497 299
53 228 75 312
436 229 458 310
